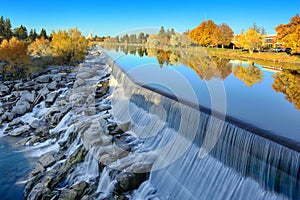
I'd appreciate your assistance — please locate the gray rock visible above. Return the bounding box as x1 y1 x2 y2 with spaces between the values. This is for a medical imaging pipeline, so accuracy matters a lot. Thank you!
30 119 40 129
47 81 58 90
9 125 31 137
3 112 14 121
35 126 49 136
59 189 78 200
27 182 47 200
12 100 31 115
28 136 41 145
0 84 10 94
45 92 58 104
52 74 63 82
31 162 45 176
38 87 50 98
9 117 23 126
115 172 148 192
14 82 24 90
36 75 50 83
20 91 36 103
17 137 31 146
81 195 93 200
38 153 56 168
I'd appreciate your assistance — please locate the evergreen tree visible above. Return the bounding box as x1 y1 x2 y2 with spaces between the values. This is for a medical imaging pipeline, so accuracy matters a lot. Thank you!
39 28 48 39
14 25 28 40
3 18 13 40
0 16 5 41
27 29 38 43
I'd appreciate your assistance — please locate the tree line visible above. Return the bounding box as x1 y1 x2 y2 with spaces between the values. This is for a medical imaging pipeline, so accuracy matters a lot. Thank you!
0 16 88 78
104 14 300 55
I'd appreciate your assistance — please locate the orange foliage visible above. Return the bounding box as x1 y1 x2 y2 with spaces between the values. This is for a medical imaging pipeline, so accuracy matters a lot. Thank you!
0 37 30 75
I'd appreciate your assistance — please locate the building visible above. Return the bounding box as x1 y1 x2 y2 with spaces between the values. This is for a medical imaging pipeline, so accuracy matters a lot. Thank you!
87 32 93 40
263 34 278 48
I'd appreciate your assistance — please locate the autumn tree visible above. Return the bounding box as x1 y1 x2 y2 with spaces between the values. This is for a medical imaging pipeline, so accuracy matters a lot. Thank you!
0 37 30 76
240 29 262 54
50 28 88 63
189 20 217 46
170 33 181 47
272 69 300 110
213 23 234 48
233 64 263 87
28 37 51 57
276 14 300 54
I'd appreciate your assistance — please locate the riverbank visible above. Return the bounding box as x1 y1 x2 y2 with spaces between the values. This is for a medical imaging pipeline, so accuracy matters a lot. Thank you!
0 46 154 200
99 42 300 69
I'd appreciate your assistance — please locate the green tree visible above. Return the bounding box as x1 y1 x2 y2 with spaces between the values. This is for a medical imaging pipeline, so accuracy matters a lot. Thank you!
137 32 146 44
3 18 12 40
14 25 28 40
129 34 137 44
39 28 48 39
27 29 38 43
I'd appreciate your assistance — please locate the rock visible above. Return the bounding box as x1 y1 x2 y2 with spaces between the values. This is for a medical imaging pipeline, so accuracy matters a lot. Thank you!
17 137 31 145
30 119 40 129
38 87 50 98
0 84 10 94
52 74 62 82
36 75 50 83
9 117 24 127
115 172 148 192
31 162 45 176
9 125 31 137
14 82 24 90
3 112 14 121
20 91 36 103
28 136 41 145
47 81 58 90
34 126 49 136
12 99 31 115
71 181 88 196
98 145 130 165
27 183 45 200
81 195 93 200
59 189 78 200
45 92 58 105
38 153 56 168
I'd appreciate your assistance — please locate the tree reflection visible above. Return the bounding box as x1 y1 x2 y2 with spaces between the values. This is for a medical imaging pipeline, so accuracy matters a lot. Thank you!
272 69 300 110
233 64 263 87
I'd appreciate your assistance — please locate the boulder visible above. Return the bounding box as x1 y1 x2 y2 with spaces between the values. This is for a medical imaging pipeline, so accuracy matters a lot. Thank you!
3 112 14 122
0 84 10 94
115 172 148 192
38 153 56 168
47 81 58 91
58 189 78 200
9 125 31 137
45 92 58 105
20 91 36 103
27 183 45 200
36 75 50 83
12 100 31 116
30 119 41 129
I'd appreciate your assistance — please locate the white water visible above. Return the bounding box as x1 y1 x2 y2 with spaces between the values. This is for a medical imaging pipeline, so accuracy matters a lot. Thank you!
96 167 117 200
108 58 300 199
67 152 99 185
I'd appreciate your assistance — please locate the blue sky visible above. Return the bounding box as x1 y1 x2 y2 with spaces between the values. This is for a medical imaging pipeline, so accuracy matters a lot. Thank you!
0 0 299 37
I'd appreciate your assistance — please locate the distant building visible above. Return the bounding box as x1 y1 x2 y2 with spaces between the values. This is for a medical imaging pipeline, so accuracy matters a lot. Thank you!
87 32 93 40
263 34 277 48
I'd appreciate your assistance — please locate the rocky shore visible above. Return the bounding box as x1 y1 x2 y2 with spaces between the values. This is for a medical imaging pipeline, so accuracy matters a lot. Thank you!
0 46 156 200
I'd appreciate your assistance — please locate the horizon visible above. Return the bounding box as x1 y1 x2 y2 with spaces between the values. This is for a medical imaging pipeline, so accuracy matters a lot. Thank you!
0 1 300 37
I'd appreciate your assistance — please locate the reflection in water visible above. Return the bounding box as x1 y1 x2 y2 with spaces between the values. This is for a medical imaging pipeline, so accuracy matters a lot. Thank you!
233 63 264 87
102 44 299 110
272 69 300 110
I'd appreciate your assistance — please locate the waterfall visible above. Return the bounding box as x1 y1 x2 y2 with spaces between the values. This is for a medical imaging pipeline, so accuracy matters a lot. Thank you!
107 55 300 200
66 152 99 185
96 167 117 200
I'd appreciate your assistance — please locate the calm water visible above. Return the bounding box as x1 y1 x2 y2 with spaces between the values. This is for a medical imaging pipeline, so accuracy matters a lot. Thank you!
104 45 300 146
0 135 34 200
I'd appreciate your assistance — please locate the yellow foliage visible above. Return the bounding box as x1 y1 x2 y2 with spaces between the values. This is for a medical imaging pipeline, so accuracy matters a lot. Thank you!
28 37 51 57
50 28 88 63
233 64 263 87
188 20 217 46
0 37 30 76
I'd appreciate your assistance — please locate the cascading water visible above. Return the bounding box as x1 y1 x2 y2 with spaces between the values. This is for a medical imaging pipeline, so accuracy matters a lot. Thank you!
106 54 300 200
